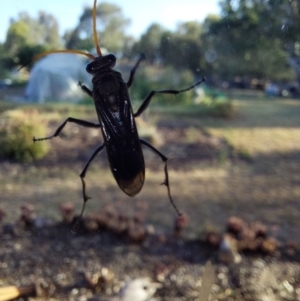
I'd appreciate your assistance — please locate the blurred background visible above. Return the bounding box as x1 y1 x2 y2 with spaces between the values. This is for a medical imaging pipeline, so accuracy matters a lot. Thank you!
0 1 300 300
1 0 300 95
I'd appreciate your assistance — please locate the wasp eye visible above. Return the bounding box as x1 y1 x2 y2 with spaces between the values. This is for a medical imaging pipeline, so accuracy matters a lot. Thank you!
86 61 96 73
107 54 116 61
86 54 117 74
105 54 116 68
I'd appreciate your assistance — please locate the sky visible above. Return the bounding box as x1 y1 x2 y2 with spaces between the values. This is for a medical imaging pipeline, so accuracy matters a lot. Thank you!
0 0 220 43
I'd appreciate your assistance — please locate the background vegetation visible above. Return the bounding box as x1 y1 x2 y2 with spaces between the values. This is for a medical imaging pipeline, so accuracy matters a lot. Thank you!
0 0 299 87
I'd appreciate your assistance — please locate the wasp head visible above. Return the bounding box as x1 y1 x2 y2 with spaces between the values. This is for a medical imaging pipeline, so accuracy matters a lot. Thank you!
86 54 116 74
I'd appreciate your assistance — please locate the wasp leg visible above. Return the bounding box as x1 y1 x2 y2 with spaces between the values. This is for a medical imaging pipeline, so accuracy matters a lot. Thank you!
79 143 105 219
140 139 181 216
33 117 100 142
134 77 205 117
78 81 93 97
127 53 146 88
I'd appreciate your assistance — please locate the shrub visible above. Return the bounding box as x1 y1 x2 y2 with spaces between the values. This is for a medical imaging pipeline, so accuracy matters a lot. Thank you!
199 91 236 119
209 99 236 118
0 109 49 162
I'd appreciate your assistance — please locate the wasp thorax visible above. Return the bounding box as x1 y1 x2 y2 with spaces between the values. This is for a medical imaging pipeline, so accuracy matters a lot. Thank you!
86 54 116 74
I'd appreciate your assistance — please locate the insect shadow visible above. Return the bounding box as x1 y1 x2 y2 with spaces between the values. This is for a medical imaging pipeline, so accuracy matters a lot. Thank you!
22 0 205 218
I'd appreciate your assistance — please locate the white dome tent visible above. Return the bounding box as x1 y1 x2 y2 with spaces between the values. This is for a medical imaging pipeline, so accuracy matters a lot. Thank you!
25 53 92 103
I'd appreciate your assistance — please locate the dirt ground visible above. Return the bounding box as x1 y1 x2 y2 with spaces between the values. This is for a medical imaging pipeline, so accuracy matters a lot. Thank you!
1 108 300 300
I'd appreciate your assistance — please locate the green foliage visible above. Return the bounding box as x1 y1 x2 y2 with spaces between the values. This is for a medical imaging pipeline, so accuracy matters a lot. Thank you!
1 0 298 87
17 44 49 69
202 0 297 81
159 22 203 75
65 2 130 53
0 11 61 71
198 86 236 118
130 21 204 75
130 66 195 105
4 20 29 54
0 110 49 162
0 51 16 72
208 99 235 118
25 12 61 48
132 23 165 62
217 147 230 165
130 66 235 118
10 79 28 88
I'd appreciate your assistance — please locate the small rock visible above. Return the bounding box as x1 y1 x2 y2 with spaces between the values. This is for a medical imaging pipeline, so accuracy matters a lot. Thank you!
218 234 242 264
226 216 246 236
261 237 278 254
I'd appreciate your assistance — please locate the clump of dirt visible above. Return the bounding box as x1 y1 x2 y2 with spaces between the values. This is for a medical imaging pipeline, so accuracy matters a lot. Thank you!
0 203 299 301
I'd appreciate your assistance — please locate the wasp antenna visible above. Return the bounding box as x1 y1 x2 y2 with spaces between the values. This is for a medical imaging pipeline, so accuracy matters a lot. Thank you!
18 49 96 71
93 0 102 56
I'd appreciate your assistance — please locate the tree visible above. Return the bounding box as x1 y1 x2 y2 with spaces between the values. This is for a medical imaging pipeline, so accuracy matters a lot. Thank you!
159 22 203 75
65 2 131 54
132 23 165 63
202 0 295 81
4 19 29 54
4 12 61 53
37 11 62 48
17 44 48 68
2 11 61 69
267 0 300 85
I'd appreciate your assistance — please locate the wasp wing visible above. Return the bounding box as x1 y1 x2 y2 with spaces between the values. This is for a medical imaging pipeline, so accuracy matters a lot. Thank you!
93 72 145 196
